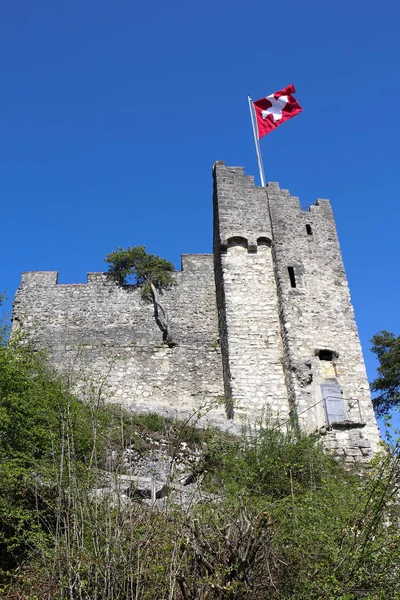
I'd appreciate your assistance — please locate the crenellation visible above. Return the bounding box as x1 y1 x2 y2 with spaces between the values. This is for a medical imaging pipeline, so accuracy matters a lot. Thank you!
12 163 381 460
87 272 114 285
20 271 59 286
213 162 272 251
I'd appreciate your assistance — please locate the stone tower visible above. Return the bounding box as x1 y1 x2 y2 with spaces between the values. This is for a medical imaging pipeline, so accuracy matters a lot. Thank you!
12 162 380 461
213 162 380 458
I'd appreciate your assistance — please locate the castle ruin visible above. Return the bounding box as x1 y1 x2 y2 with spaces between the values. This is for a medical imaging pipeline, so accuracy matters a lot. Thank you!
13 162 380 461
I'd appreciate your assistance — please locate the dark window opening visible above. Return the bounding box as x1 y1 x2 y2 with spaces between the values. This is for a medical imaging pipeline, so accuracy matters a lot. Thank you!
227 236 248 249
319 349 334 361
288 267 296 288
257 236 272 247
306 224 313 235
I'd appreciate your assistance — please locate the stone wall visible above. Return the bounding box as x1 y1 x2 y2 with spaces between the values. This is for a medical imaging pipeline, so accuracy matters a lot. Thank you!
13 255 229 429
267 182 380 458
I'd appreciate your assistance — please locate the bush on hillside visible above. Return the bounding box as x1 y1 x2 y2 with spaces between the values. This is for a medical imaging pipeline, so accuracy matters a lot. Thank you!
0 320 399 598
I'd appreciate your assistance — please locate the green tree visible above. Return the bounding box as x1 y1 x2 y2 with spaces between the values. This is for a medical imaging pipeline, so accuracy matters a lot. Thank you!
370 330 400 417
105 246 177 347
0 292 9 344
0 340 95 569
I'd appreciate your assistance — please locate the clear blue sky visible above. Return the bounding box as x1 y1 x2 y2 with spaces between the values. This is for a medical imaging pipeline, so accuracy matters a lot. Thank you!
1 1 399 429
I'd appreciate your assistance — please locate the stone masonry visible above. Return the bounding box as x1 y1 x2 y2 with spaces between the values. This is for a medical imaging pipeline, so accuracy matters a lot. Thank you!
12 162 381 460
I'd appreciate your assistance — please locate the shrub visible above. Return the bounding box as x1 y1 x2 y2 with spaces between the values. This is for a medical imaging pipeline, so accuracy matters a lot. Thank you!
1 339 399 599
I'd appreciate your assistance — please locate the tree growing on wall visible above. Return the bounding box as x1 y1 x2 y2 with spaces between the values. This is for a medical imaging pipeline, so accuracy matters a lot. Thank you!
370 330 400 416
105 246 177 347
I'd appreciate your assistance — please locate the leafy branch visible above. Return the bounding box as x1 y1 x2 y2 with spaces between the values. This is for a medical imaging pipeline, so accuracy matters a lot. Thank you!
370 330 400 416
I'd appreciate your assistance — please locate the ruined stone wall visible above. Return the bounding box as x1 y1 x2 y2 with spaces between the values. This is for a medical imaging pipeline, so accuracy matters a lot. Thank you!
12 162 381 460
266 182 380 459
13 255 229 429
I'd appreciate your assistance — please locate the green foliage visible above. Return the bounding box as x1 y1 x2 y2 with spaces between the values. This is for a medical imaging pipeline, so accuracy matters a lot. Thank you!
0 336 185 576
0 342 95 567
105 245 175 294
196 423 400 599
1 342 399 599
0 292 9 345
133 411 170 432
203 423 335 501
371 330 400 416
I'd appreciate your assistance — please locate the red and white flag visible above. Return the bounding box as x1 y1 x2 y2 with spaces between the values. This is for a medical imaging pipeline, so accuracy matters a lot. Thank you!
253 84 302 139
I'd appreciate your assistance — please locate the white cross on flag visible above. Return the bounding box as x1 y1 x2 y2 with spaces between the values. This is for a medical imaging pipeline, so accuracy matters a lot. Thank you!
253 84 302 139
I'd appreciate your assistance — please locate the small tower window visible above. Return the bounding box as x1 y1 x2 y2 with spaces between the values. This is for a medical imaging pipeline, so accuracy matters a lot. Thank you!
306 224 313 235
288 267 296 288
257 237 271 247
319 349 334 361
227 236 248 249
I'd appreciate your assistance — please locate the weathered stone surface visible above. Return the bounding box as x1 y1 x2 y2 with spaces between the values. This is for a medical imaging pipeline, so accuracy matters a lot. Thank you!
213 166 289 421
265 176 380 459
92 433 210 508
13 256 230 430
12 162 381 461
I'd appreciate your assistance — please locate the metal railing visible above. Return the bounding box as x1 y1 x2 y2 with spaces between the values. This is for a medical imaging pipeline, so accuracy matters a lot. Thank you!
345 398 363 423
275 395 364 431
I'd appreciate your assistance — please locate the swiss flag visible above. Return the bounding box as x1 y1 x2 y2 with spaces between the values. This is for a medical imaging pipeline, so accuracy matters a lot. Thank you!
253 84 302 139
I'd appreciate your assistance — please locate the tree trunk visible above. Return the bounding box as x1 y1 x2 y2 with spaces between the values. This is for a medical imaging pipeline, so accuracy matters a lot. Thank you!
149 282 177 347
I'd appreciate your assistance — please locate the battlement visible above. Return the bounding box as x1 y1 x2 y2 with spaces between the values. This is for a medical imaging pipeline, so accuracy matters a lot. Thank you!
19 254 215 290
213 161 271 251
13 164 381 461
21 271 59 286
19 271 113 287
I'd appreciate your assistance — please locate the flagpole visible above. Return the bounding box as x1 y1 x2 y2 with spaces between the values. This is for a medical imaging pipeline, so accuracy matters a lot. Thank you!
248 96 266 187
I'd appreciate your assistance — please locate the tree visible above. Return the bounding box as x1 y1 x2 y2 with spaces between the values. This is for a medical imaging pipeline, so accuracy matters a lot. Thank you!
0 292 9 345
105 246 177 347
370 330 400 416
